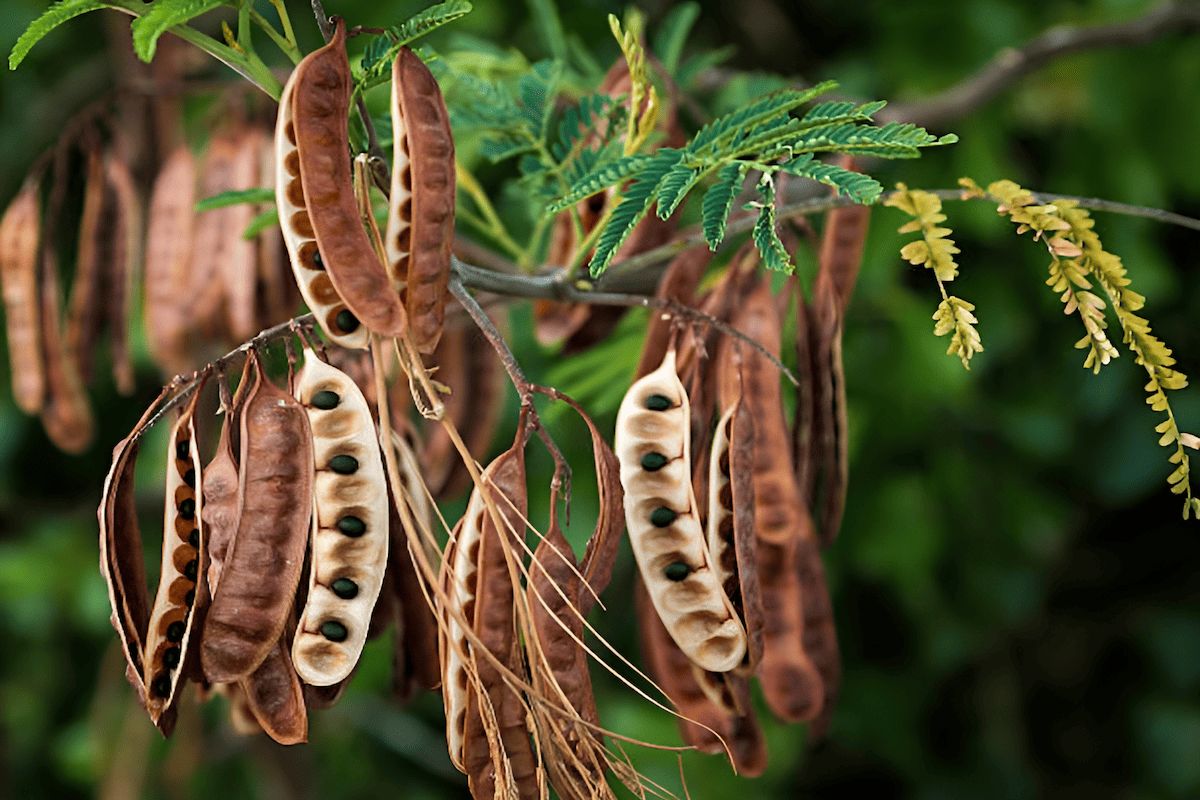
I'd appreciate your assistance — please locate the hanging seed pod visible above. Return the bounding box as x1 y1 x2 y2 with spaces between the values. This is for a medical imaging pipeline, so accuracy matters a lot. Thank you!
240 635 307 745
40 246 94 453
0 174 46 414
386 46 455 355
291 351 389 686
286 18 406 341
796 517 841 741
615 349 745 673
144 145 199 375
104 152 140 396
142 376 209 735
202 354 314 683
189 127 245 344
222 127 265 344
65 143 108 385
633 246 712 382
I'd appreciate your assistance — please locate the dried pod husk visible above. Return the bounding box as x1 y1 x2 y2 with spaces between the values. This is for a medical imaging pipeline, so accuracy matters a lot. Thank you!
104 152 140 396
386 46 455 354
40 246 94 453
240 635 307 744
615 349 746 673
0 174 46 413
422 317 503 500
202 355 314 683
633 245 713 382
188 127 245 345
291 351 389 686
216 682 265 736
65 143 108 385
808 274 848 549
796 518 841 741
222 127 265 344
290 19 406 340
144 145 199 375
142 378 210 735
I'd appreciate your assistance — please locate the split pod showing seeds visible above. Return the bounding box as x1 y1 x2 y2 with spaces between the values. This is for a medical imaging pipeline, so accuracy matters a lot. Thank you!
291 351 389 686
615 349 746 674
202 352 314 683
142 377 209 735
386 46 455 355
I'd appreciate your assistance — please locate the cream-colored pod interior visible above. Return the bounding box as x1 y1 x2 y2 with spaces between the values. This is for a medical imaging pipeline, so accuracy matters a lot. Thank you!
292 352 388 685
614 350 746 673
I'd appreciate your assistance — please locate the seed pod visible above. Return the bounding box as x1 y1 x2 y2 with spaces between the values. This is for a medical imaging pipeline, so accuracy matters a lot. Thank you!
104 152 140 396
240 635 307 745
386 46 455 354
287 19 406 341
633 246 713 382
40 246 94 453
189 127 244 343
202 355 314 683
0 174 45 413
222 127 265 344
809 274 848 549
615 349 746 673
796 519 841 741
142 377 209 735
65 143 108 385
291 351 389 686
201 358 254 605
144 145 199 374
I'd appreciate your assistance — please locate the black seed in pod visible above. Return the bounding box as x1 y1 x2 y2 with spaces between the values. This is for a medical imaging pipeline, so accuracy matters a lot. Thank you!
152 676 172 698
184 589 195 607
162 646 181 669
644 394 672 411
183 559 198 581
649 506 677 527
335 309 360 333
640 452 669 471
311 390 340 410
166 621 185 642
320 620 349 642
664 562 691 582
175 440 190 461
178 498 195 520
312 249 324 269
331 578 359 599
188 528 199 548
337 515 366 537
329 454 359 474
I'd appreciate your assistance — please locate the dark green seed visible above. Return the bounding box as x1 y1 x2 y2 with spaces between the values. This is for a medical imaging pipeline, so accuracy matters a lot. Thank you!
178 498 195 520
335 309 360 333
184 589 195 607
337 516 366 537
188 528 199 548
649 506 677 527
166 621 185 642
644 394 672 411
312 390 340 410
312 249 324 269
640 452 669 471
664 562 691 582
182 468 196 488
152 676 171 698
183 559 198 581
330 578 358 599
175 440 190 461
162 647 180 669
320 620 349 642
329 454 359 474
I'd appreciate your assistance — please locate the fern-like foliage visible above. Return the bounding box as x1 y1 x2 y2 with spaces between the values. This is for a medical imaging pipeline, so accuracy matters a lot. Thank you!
750 175 791 273
700 162 748 249
9 0 111 70
885 184 982 369
962 177 1196 517
357 0 473 89
131 0 224 62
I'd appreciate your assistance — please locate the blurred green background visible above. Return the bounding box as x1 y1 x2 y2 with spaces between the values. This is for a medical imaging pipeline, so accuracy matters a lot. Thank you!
2 0 1199 798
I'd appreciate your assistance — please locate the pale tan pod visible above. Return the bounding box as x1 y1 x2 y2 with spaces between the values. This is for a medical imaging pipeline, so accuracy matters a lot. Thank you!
274 63 370 349
222 127 263 344
439 500 485 771
706 405 738 603
291 351 389 685
142 379 208 735
143 145 198 375
615 349 746 673
0 175 45 413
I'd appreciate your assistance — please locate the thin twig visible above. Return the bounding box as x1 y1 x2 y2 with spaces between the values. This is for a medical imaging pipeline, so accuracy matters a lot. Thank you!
310 0 332 42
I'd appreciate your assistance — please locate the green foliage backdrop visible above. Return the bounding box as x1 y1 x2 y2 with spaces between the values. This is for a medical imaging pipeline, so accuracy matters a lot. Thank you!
1 1 1199 798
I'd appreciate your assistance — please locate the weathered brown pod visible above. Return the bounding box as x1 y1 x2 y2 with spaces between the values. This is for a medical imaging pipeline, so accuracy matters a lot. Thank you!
144 145 199 374
386 46 455 354
222 127 264 344
142 379 209 735
0 174 45 413
202 355 314 683
65 144 108 385
240 635 307 745
290 19 406 339
104 152 140 396
39 247 94 453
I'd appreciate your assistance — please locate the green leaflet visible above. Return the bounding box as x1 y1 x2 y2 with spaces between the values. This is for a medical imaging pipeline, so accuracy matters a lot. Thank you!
779 156 882 203
701 162 747 250
357 1 473 89
655 161 699 220
685 81 838 158
195 188 275 213
750 176 792 273
587 149 682 276
547 153 651 213
10 0 112 70
131 0 224 63
242 208 278 241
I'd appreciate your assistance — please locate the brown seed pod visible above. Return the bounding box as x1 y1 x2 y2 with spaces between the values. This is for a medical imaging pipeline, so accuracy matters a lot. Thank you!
633 246 713 383
142 377 209 735
65 143 108 386
189 127 245 344
289 19 406 340
104 152 140 396
240 635 308 745
796 516 841 741
40 246 94 453
0 174 46 414
291 351 389 686
386 46 455 355
202 353 314 683
222 127 265 344
144 145 199 374
615 349 746 673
